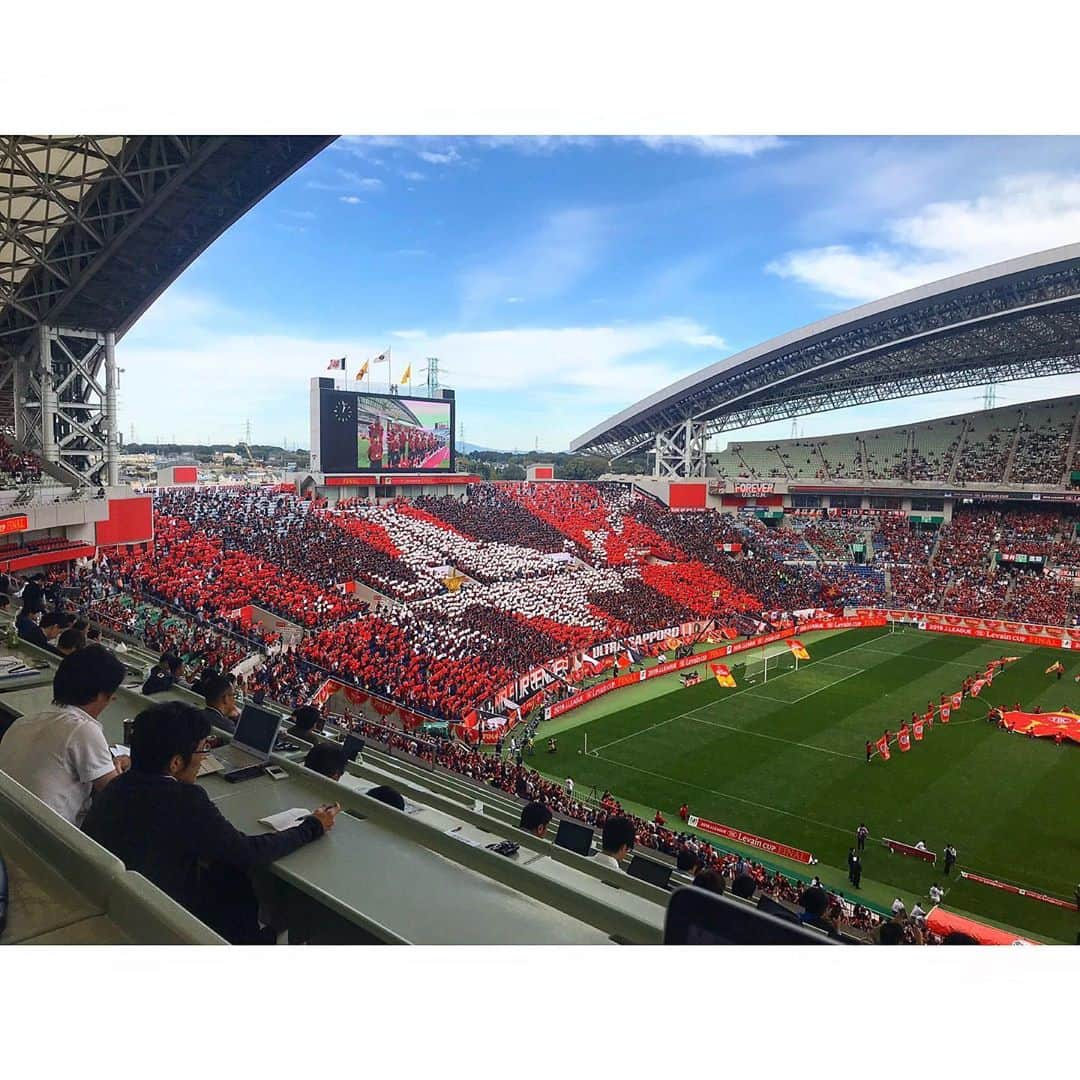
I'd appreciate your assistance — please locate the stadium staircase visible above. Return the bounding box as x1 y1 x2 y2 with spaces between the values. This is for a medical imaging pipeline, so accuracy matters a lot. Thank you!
771 445 795 480
946 418 968 483
1001 408 1025 484
813 443 831 479
0 426 84 492
1064 410 1080 486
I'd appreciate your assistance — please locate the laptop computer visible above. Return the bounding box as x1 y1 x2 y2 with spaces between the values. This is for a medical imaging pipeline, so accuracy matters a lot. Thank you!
627 854 674 890
204 704 283 773
342 733 366 761
553 818 595 857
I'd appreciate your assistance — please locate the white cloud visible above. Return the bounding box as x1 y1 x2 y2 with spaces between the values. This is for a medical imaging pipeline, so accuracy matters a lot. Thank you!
631 135 784 157
687 333 724 347
459 206 611 319
417 148 460 165
768 172 1080 303
339 195 363 205
119 290 725 447
505 296 523 303
334 134 785 163
337 171 383 190
402 170 426 181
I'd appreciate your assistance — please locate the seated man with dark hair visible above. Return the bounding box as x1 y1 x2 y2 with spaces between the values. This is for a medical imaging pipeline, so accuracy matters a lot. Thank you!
200 671 240 735
798 886 839 937
289 705 323 739
15 605 51 650
692 869 726 895
592 815 635 871
519 800 553 837
83 701 338 944
142 653 182 696
303 742 349 780
366 784 406 811
676 848 704 877
56 627 87 656
0 645 128 824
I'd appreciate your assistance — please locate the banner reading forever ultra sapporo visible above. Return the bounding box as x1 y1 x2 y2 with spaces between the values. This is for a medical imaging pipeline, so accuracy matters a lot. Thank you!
686 815 814 865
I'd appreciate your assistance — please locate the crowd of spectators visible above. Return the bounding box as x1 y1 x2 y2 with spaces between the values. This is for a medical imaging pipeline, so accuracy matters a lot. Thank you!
0 432 43 485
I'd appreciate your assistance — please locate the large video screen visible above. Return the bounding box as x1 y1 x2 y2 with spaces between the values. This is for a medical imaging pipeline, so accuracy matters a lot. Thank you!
318 388 454 474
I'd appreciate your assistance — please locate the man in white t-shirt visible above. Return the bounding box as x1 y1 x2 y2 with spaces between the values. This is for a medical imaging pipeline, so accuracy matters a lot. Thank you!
928 883 943 905
891 897 906 916
0 645 128 825
565 777 574 799
591 816 635 872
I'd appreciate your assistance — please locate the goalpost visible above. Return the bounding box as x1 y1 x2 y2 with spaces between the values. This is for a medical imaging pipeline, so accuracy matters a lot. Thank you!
742 643 797 684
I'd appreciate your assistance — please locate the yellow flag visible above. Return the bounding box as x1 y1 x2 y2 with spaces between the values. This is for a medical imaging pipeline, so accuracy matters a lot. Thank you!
400 363 411 385
354 359 369 381
788 639 810 661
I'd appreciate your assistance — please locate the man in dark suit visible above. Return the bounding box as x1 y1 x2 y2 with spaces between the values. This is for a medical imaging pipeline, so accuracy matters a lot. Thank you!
82 701 338 943
19 574 46 614
200 671 240 735
15 606 52 651
142 654 182 696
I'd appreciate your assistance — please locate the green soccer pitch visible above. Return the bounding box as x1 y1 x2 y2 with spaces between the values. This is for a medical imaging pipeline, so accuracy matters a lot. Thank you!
538 626 1080 942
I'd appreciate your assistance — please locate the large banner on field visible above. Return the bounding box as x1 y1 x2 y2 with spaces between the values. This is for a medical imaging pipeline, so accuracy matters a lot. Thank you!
686 814 815 864
1000 708 1080 744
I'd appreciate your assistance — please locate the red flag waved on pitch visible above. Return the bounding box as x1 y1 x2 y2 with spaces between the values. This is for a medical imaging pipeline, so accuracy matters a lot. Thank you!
898 728 912 752
876 734 891 761
913 719 924 741
711 663 737 688
787 639 810 660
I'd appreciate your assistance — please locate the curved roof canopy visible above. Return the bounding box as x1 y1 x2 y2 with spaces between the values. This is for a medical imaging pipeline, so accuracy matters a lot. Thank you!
571 244 1080 458
0 135 334 358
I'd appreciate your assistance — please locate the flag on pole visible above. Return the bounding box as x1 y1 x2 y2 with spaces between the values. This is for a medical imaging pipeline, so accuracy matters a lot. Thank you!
940 704 951 723
355 359 369 381
970 678 987 697
876 733 891 761
913 719 925 741
400 363 412 385
898 727 912 752
616 652 631 669
951 692 962 709
1045 661 1064 676
326 357 345 370
787 639 810 660
371 351 389 364
664 636 680 651
711 663 736 687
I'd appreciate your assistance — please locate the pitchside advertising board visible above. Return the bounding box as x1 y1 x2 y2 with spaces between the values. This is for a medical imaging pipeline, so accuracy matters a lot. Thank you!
310 378 455 475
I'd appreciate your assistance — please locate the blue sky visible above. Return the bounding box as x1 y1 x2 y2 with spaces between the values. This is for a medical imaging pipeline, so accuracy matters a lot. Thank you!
119 135 1080 452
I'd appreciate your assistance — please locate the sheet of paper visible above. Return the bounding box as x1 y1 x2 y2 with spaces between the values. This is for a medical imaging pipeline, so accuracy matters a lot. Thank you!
111 745 130 757
259 808 312 832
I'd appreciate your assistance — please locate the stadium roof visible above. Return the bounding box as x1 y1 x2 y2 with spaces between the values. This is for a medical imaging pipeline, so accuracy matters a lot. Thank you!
0 135 334 358
571 243 1080 459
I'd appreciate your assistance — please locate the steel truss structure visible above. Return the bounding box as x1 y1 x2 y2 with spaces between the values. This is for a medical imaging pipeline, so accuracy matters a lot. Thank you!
570 244 1080 476
1 135 333 483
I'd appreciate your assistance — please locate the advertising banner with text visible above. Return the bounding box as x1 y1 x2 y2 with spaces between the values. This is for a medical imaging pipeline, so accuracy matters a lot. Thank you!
855 609 1074 650
686 815 814 864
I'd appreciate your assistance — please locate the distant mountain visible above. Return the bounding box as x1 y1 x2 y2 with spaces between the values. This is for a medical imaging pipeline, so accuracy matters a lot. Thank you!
457 440 500 453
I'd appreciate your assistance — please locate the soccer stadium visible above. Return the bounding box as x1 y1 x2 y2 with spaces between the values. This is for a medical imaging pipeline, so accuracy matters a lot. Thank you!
2 135 1079 948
